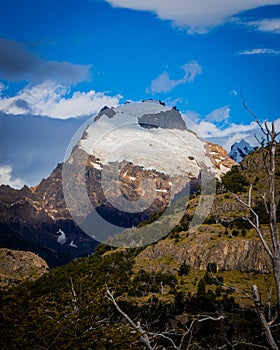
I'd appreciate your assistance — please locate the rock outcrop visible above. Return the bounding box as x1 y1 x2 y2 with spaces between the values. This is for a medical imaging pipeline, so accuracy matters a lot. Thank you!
138 108 187 130
207 143 237 175
134 229 272 274
0 248 48 288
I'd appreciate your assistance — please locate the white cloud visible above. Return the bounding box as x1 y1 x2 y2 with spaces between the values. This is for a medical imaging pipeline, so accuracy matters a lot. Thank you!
163 97 185 107
229 90 238 96
246 18 280 33
196 118 280 151
198 120 257 150
183 104 280 151
0 81 122 119
183 110 201 124
238 48 280 55
105 0 280 33
147 61 202 94
0 165 25 189
205 106 230 122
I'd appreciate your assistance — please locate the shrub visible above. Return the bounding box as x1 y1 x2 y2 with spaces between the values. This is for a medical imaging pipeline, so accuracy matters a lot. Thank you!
228 218 251 230
203 271 215 285
178 261 191 276
232 229 239 237
204 215 216 225
221 166 249 193
197 279 206 297
207 262 217 273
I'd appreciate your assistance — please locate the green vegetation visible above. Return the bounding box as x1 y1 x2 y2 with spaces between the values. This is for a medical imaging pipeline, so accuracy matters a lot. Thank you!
221 165 249 193
178 261 191 276
0 243 277 349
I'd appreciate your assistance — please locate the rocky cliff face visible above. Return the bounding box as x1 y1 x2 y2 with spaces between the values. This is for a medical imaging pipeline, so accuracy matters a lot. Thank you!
0 248 48 288
134 230 272 274
207 143 237 175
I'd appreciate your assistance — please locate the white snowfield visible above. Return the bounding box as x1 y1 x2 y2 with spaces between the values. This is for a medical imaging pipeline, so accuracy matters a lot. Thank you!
79 101 223 178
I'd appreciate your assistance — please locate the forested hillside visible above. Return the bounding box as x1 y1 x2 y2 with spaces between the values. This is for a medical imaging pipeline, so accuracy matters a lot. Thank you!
1 145 280 349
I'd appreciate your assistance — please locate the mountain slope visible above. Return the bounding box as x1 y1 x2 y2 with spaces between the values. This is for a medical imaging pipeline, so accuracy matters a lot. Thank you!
0 167 97 267
0 144 279 349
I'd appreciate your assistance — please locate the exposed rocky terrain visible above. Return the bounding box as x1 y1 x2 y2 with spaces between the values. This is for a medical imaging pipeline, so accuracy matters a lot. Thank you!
0 248 48 288
134 227 272 274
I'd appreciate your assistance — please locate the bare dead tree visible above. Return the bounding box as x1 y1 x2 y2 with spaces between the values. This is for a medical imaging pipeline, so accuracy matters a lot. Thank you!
230 98 280 349
105 286 224 350
43 278 82 349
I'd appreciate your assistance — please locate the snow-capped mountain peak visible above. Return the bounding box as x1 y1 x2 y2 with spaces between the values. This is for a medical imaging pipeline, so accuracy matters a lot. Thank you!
78 100 234 178
229 139 254 163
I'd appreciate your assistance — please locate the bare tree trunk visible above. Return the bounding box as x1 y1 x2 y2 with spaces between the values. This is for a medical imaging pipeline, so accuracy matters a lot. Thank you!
273 256 280 318
253 285 279 350
269 140 280 316
230 105 280 349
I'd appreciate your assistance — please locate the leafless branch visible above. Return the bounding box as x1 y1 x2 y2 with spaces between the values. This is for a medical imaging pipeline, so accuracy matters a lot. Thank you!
229 188 273 259
262 193 270 216
148 332 179 350
179 320 195 350
209 271 254 301
218 341 269 349
70 277 78 313
106 284 227 350
105 286 154 350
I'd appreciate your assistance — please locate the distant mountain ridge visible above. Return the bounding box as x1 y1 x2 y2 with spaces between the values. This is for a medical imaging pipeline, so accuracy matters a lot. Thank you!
229 139 254 163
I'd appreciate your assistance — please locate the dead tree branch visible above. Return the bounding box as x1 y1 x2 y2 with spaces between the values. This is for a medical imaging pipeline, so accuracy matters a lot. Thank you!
106 285 225 350
105 287 154 350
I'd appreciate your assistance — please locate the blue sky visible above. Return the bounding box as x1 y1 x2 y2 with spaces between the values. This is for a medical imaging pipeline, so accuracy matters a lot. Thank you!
0 0 279 187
